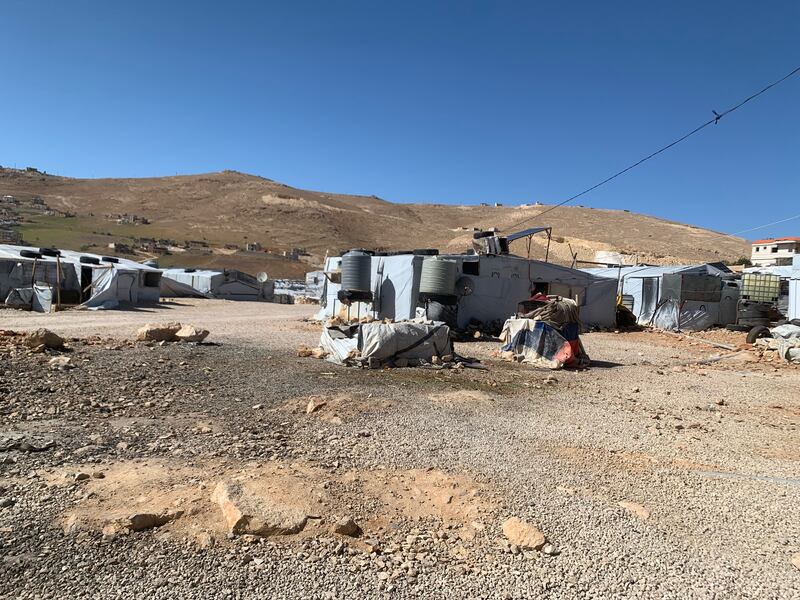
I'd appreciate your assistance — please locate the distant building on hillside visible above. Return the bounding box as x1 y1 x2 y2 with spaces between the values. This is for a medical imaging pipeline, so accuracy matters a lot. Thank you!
0 228 22 244
751 237 800 267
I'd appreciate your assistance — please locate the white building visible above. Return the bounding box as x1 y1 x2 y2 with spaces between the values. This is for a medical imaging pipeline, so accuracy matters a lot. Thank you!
751 237 800 267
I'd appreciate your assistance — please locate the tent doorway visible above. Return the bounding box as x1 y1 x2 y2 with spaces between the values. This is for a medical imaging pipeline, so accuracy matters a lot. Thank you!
80 267 93 303
640 277 659 321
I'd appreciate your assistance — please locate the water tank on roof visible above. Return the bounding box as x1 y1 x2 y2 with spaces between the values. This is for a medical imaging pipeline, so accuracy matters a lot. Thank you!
341 249 372 293
420 257 457 299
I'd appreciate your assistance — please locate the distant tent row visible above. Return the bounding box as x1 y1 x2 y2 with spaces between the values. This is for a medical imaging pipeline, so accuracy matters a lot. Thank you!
0 245 278 311
160 268 274 301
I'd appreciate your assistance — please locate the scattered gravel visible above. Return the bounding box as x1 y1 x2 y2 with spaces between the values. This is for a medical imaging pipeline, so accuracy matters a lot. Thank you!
1 304 798 598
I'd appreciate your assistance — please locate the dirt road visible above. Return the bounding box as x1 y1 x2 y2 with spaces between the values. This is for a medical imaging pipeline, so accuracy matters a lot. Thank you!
1 302 798 599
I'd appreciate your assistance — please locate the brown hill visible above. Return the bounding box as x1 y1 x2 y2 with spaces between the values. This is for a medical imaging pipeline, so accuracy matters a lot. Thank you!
0 167 750 276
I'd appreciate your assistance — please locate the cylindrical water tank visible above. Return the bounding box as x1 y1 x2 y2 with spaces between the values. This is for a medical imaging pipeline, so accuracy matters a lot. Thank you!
341 249 372 293
420 257 457 297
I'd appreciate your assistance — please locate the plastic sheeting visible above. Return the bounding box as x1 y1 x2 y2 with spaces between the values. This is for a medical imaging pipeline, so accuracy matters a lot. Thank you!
4 284 53 312
159 276 212 298
319 321 452 365
500 318 590 369
650 299 717 332
359 321 451 362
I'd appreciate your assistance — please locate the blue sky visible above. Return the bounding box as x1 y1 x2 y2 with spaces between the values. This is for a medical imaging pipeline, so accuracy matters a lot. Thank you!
1 1 797 239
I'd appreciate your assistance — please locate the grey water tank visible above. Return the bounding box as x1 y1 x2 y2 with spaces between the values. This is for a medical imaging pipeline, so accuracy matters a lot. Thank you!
341 249 372 293
420 257 457 297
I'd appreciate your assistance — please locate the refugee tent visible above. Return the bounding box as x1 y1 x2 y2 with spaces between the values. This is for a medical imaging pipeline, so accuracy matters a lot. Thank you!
1 244 162 310
582 264 737 329
160 268 268 301
1 244 81 307
57 249 163 308
315 252 618 330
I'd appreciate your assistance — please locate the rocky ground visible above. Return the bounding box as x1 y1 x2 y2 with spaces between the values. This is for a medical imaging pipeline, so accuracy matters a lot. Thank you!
1 303 799 599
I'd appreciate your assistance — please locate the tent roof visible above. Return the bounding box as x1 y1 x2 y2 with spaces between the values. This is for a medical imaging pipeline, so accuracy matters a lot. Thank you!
0 244 158 272
582 264 729 280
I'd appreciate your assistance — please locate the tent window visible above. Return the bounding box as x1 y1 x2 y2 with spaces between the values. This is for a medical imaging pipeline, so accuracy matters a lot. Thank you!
463 261 479 275
143 272 161 287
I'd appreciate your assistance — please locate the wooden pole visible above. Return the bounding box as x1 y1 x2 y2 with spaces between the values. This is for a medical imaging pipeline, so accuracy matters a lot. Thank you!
55 257 62 311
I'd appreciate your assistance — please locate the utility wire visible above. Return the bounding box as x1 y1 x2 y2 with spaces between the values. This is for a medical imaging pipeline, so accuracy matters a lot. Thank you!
508 65 800 231
731 212 800 236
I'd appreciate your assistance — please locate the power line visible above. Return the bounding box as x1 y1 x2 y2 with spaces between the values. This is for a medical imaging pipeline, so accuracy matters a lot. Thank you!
731 212 800 236
507 64 800 231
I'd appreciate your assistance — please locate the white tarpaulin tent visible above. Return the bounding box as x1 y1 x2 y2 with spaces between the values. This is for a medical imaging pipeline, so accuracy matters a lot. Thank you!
1 244 162 310
582 264 735 328
315 252 617 330
161 268 267 301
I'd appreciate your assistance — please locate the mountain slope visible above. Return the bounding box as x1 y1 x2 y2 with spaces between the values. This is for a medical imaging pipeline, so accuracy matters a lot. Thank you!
0 168 750 274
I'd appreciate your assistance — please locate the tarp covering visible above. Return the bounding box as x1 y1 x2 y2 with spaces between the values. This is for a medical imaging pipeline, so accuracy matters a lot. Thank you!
650 299 717 332
319 325 360 364
319 320 452 365
4 283 53 312
159 276 212 298
359 321 452 362
500 318 590 369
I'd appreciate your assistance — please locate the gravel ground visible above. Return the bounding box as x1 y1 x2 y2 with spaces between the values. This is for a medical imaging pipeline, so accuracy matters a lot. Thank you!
1 302 799 599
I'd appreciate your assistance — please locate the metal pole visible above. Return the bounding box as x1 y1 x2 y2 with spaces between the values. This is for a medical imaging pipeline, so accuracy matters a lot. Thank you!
545 229 552 263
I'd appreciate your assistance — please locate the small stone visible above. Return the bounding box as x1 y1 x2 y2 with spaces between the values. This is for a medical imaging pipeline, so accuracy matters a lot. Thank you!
91 472 105 479
26 329 64 350
306 397 327 414
174 325 210 343
618 500 650 521
74 472 90 482
541 543 559 556
0 498 13 508
502 517 546 550
127 510 183 532
332 517 362 537
136 322 181 342
48 356 73 370
251 404 263 410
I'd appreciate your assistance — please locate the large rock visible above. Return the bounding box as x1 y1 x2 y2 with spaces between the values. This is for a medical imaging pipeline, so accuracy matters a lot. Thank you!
502 517 546 550
174 325 209 343
25 328 63 349
212 481 308 537
136 322 182 342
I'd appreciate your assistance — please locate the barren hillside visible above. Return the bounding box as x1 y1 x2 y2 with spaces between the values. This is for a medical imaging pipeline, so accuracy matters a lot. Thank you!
0 167 750 275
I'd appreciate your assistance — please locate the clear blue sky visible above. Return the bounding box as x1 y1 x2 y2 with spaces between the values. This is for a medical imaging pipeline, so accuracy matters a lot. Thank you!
1 1 798 239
